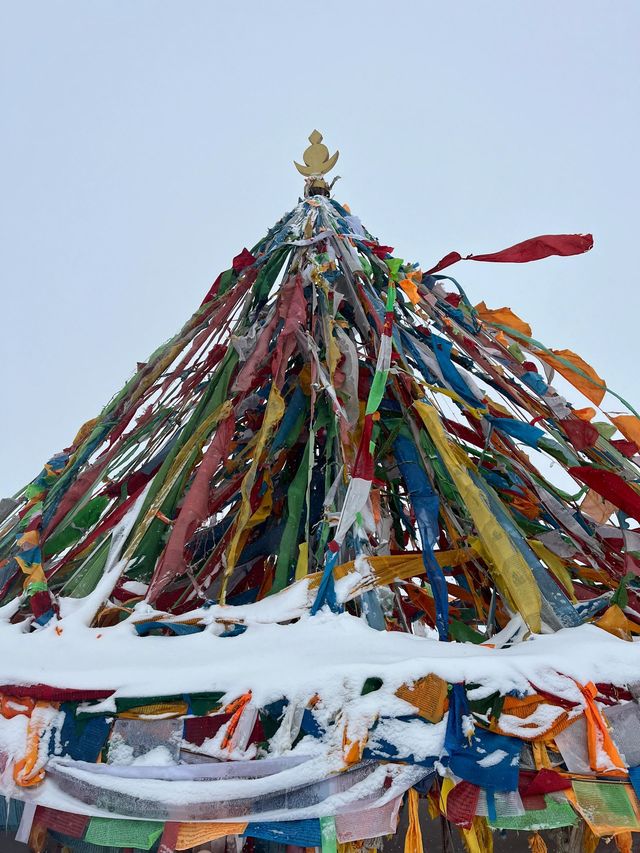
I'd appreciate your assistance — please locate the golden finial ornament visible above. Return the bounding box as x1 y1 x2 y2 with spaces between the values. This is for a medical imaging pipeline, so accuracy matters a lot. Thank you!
295 131 340 197
295 130 339 177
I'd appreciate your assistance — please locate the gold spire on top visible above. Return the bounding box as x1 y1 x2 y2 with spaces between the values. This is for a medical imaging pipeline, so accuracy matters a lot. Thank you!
295 131 340 197
294 130 339 177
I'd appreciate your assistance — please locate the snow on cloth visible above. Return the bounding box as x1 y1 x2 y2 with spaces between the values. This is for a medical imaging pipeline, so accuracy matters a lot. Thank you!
364 716 447 765
445 685 522 791
0 191 632 652
36 755 428 823
0 615 637 708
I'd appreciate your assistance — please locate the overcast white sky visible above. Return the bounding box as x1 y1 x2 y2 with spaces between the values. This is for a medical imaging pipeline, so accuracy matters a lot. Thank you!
1 1 639 494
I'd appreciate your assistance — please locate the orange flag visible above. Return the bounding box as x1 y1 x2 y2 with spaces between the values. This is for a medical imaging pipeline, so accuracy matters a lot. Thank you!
538 349 606 406
612 415 640 448
475 302 532 337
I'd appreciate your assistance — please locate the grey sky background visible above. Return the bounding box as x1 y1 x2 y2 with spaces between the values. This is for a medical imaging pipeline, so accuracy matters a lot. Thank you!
1 1 638 495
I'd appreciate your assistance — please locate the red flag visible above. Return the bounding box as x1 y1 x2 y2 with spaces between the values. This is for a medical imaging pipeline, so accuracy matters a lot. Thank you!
519 769 571 797
200 249 256 305
148 412 236 602
232 247 256 273
446 781 480 829
560 418 600 451
427 251 462 274
35 807 89 838
570 466 640 523
612 438 639 458
362 240 394 259
427 234 593 275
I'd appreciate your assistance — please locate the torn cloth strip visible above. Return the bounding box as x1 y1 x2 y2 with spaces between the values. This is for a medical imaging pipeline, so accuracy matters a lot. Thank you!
470 470 582 629
147 410 236 601
426 233 593 274
393 432 448 639
312 282 397 613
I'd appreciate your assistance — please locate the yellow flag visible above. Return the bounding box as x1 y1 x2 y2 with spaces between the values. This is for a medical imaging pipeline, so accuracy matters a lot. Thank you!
527 539 576 601
295 542 309 581
404 788 423 853
461 817 493 853
223 387 285 595
415 401 541 632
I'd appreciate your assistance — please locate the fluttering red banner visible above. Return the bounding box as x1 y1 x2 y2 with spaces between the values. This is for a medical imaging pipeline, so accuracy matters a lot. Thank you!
426 233 593 274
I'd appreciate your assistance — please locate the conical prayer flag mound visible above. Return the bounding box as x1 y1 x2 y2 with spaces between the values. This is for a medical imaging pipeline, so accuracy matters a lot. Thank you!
1 134 640 850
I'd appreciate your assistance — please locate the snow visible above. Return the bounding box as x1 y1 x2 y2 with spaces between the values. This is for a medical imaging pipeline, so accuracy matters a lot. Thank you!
497 702 572 739
461 714 475 739
9 758 427 823
368 717 447 761
0 613 637 710
0 602 638 820
121 570 363 631
121 581 149 596
107 742 176 767
476 748 508 768
0 714 28 765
